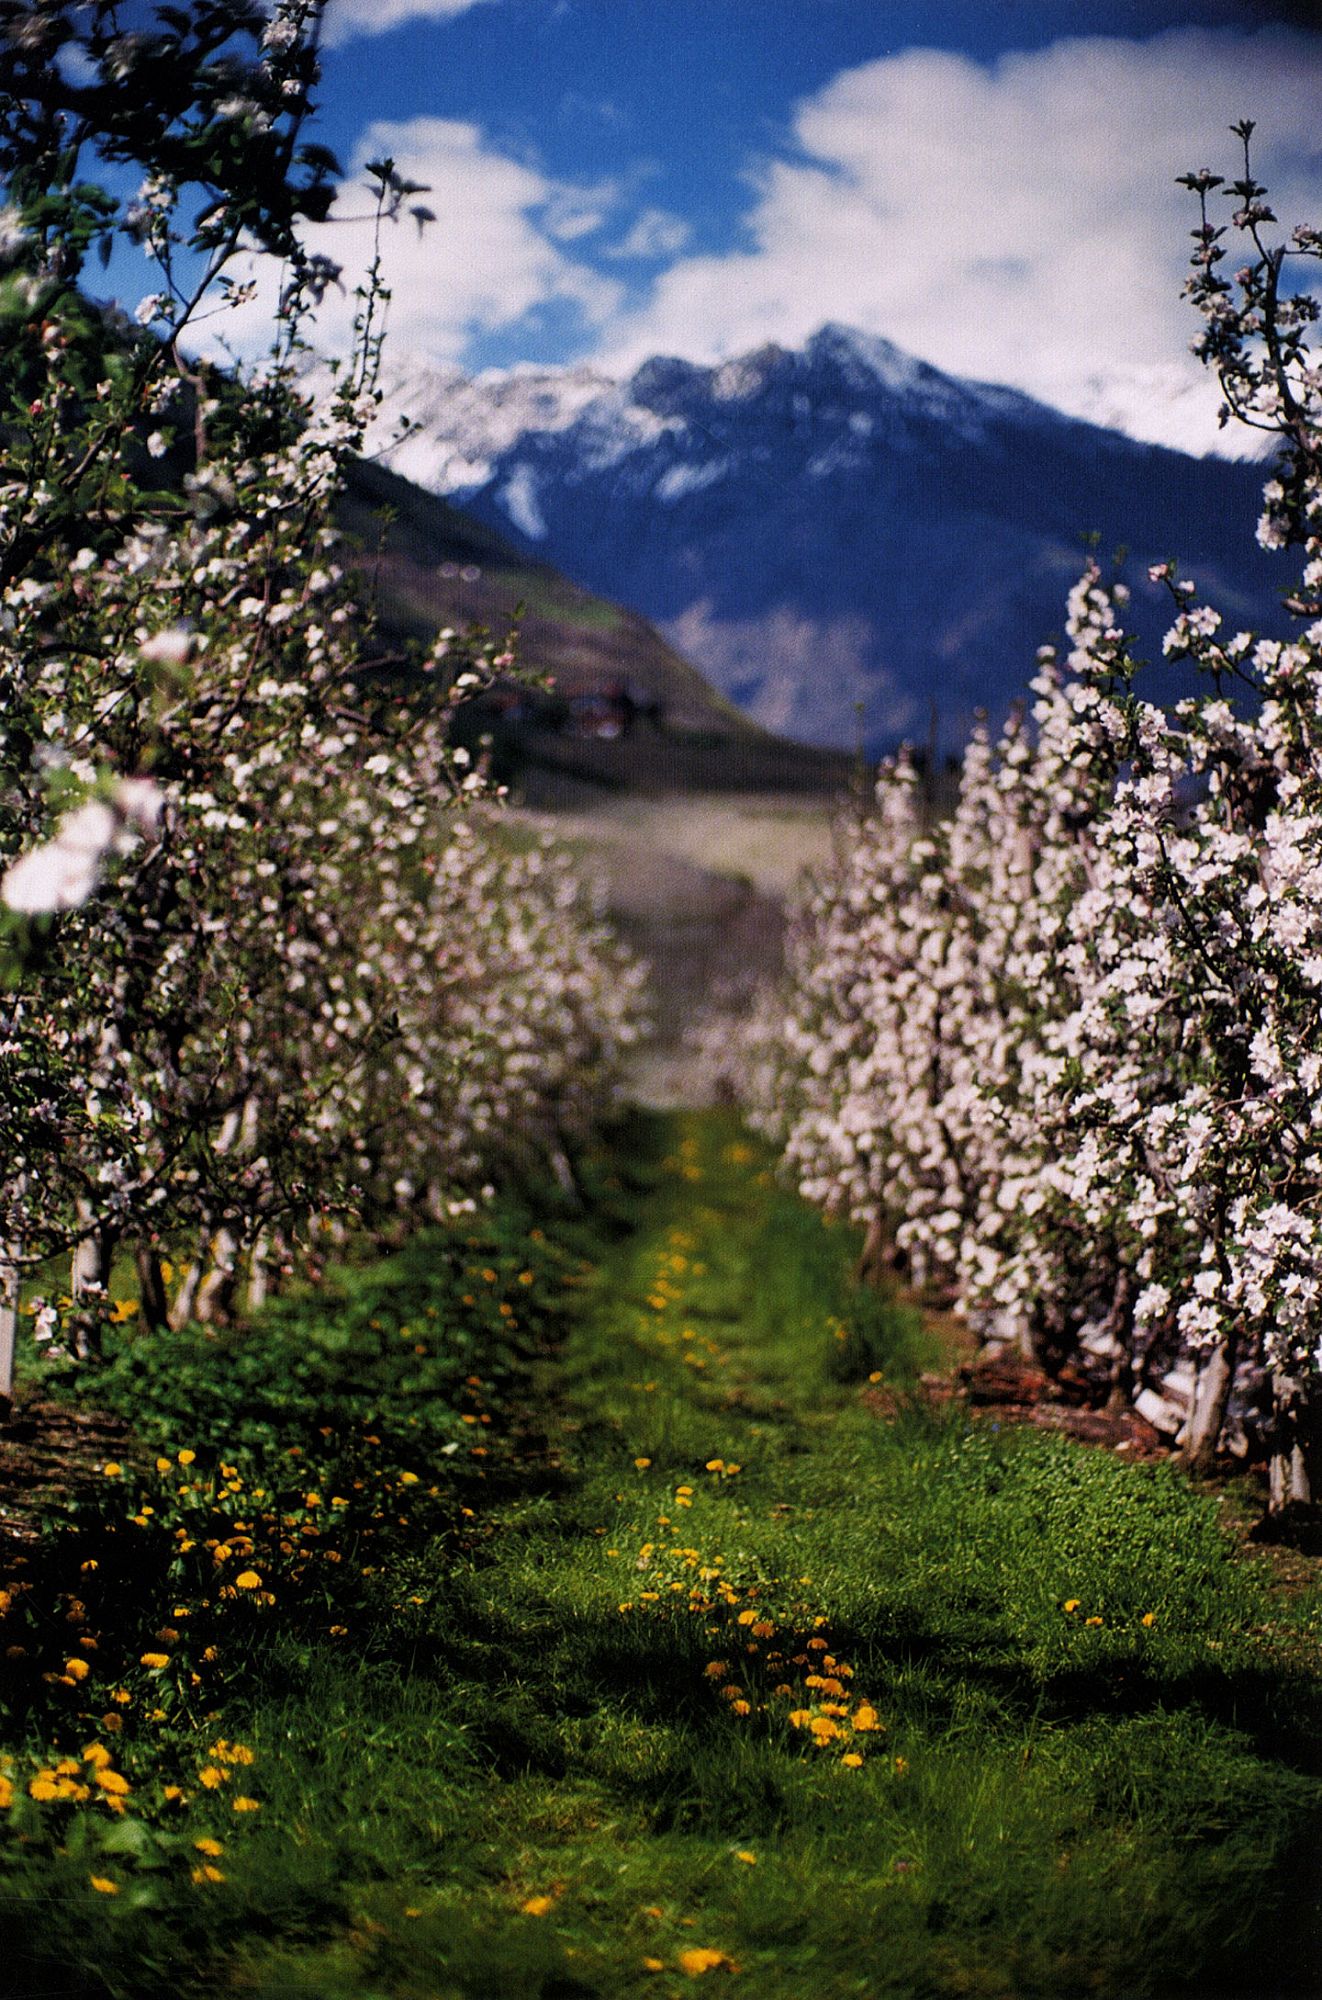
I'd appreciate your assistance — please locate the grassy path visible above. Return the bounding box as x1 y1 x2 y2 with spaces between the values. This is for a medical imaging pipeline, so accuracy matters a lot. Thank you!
2 1111 1320 1998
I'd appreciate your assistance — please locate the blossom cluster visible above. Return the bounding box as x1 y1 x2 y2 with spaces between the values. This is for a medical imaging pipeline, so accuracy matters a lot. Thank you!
737 140 1322 1510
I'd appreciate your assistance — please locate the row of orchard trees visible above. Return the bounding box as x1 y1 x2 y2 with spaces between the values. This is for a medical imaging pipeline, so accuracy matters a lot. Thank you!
737 135 1322 1511
0 0 644 1393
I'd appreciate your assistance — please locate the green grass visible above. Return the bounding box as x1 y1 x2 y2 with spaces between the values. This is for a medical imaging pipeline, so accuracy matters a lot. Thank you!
1 1112 1318 1999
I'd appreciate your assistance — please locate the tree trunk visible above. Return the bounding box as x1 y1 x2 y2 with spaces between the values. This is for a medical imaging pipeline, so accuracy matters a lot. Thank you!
195 1226 238 1325
246 1231 270 1313
548 1140 583 1210
71 1205 114 1295
134 1244 170 1332
1102 1271 1136 1414
169 1246 204 1329
1180 1328 1237 1473
854 1215 886 1288
0 1241 20 1408
1266 1373 1313 1514
70 1201 116 1361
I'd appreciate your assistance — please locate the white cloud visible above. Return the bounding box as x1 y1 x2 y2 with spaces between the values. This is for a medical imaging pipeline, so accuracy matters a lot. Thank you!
539 179 621 243
321 0 494 50
605 207 692 260
190 116 620 371
596 30 1322 454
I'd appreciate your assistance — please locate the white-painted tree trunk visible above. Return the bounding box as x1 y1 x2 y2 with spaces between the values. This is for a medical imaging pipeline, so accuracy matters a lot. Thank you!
0 1241 21 1406
1267 1374 1313 1513
194 1226 238 1325
246 1231 270 1313
70 1199 115 1360
170 1248 204 1330
1181 1331 1237 1473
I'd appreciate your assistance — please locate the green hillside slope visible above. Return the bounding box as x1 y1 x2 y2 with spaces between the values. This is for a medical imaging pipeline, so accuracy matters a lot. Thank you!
339 458 852 799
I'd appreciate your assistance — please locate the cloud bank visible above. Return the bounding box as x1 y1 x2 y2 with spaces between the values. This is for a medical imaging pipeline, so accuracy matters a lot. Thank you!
598 29 1322 453
192 116 620 371
188 29 1322 455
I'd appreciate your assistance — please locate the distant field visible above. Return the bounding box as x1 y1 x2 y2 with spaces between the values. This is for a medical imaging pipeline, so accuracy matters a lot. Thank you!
515 791 839 901
511 790 840 1107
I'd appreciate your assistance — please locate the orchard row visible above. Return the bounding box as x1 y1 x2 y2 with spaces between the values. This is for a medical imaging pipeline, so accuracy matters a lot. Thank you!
0 1 644 1389
720 140 1322 1509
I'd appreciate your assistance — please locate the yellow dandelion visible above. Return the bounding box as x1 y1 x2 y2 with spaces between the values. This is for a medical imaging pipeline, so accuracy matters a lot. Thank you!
634 1457 652 1470
678 1946 734 1976
102 1462 122 1478
1063 1599 1081 1613
89 1876 119 1895
64 1657 90 1682
194 1837 224 1857
734 1850 757 1865
231 1796 260 1812
841 1752 864 1768
140 1652 170 1670
177 1448 196 1465
94 1769 130 1795
233 1571 261 1590
521 1894 554 1917
197 1766 226 1790
1141 1612 1157 1628
191 1864 225 1884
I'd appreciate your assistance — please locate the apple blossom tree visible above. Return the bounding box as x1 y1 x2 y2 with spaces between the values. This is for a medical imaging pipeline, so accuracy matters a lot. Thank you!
736 129 1322 1512
0 0 644 1398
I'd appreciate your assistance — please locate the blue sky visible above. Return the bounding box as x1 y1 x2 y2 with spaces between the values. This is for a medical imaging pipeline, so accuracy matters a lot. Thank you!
197 0 1322 451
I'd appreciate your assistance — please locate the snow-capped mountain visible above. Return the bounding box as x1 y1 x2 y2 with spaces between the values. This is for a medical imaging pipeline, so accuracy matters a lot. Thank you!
380 325 1288 751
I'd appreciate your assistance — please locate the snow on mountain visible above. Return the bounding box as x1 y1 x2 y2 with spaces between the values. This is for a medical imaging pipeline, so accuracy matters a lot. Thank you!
375 324 1289 751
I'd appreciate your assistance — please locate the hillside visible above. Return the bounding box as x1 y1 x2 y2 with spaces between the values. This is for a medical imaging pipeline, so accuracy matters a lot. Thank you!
338 457 852 800
373 325 1291 753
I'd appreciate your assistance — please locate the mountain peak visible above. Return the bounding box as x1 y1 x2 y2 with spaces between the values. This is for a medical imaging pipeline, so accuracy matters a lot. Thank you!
370 330 1280 754
805 323 929 390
